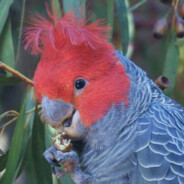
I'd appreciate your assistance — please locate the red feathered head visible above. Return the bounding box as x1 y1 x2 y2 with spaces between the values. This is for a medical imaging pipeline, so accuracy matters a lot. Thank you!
24 10 130 127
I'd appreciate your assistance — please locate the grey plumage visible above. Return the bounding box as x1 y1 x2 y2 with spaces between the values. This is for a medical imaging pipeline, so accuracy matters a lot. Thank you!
80 51 184 184
43 50 184 184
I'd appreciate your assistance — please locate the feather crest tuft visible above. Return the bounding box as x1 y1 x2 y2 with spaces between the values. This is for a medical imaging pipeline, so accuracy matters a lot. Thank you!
23 10 111 55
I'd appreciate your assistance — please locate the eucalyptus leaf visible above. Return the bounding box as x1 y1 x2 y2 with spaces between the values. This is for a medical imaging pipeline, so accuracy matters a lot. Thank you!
0 92 27 184
45 120 74 183
0 149 5 155
16 88 36 178
0 17 15 76
115 0 129 55
31 108 52 184
0 74 21 86
0 0 14 35
0 151 8 172
24 144 38 184
92 1 106 21
163 30 179 95
51 0 61 18
59 174 75 184
106 0 114 39
175 38 184 46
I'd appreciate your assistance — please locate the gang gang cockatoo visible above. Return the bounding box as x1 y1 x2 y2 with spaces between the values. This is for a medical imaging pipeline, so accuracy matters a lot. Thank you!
23 9 184 184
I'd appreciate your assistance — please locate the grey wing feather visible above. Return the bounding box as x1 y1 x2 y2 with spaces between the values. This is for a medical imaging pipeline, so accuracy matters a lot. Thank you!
136 98 184 184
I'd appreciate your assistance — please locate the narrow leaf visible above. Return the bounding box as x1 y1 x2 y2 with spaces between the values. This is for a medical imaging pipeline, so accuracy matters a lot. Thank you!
15 0 26 64
0 92 27 184
0 17 15 76
0 151 8 172
106 0 114 39
0 74 21 85
59 174 75 184
51 0 61 18
16 88 36 178
24 144 38 184
115 0 129 55
63 0 85 17
163 30 179 95
92 1 106 21
175 38 184 46
45 119 74 183
0 0 14 34
31 108 52 184
0 149 5 155
45 123 56 148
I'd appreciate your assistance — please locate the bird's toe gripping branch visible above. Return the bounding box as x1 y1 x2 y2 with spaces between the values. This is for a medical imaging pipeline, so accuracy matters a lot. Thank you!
43 146 79 174
43 146 92 184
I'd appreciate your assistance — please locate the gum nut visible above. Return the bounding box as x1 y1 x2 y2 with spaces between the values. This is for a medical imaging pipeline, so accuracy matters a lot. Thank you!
153 19 168 39
179 4 184 19
174 17 184 38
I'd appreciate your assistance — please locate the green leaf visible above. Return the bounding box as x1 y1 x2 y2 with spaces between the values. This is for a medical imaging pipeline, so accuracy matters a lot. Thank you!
0 151 8 172
115 0 129 55
0 0 14 35
45 117 74 183
0 74 21 86
31 108 52 184
128 0 148 12
59 174 75 184
0 17 15 76
0 149 5 155
175 38 184 46
92 1 106 21
106 0 114 39
16 88 36 178
51 0 61 18
63 0 85 17
163 30 179 95
0 92 27 184
23 144 38 184
45 123 56 148
15 0 26 64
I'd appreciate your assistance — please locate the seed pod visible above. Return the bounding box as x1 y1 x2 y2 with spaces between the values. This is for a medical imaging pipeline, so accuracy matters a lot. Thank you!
155 76 170 90
160 0 172 4
174 17 184 38
179 3 184 19
153 18 168 39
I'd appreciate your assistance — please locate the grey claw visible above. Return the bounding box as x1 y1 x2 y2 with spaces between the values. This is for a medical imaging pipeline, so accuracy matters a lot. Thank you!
43 146 60 166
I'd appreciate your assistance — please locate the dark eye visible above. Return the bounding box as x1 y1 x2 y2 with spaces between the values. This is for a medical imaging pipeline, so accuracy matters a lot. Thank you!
75 79 86 90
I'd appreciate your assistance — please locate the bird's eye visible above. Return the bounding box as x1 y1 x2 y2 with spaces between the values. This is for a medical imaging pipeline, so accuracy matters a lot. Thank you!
75 79 86 90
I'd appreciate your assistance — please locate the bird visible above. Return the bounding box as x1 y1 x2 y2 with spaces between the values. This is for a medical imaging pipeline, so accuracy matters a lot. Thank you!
23 9 184 184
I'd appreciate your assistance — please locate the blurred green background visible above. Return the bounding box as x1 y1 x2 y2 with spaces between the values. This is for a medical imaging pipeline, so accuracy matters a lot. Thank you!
0 0 184 184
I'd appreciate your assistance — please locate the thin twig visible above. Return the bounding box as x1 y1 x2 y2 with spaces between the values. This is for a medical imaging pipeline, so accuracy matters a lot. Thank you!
0 127 5 140
0 117 18 129
24 113 32 129
26 104 41 114
0 110 19 123
0 61 34 86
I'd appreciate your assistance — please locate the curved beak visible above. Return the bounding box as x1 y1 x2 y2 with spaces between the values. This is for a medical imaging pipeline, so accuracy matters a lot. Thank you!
41 96 88 140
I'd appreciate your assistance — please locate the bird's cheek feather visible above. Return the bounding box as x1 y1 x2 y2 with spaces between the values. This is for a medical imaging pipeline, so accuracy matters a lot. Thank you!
73 64 130 127
74 91 129 127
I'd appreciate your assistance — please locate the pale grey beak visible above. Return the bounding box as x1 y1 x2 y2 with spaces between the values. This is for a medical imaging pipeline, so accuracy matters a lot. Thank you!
41 96 88 140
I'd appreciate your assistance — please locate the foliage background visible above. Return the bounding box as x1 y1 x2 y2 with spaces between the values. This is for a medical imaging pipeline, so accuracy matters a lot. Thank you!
0 0 184 183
